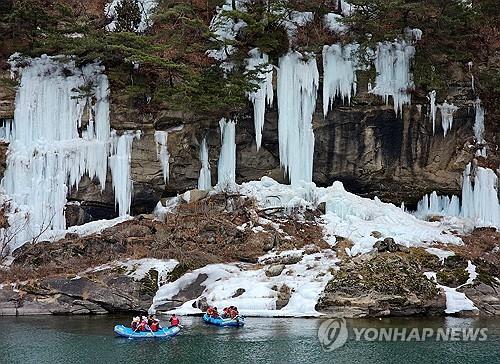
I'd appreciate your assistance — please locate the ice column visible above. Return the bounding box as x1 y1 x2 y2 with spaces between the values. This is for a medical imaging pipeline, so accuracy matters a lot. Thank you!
428 90 437 135
105 0 158 32
277 52 319 186
370 41 415 116
109 131 140 216
322 43 358 116
246 49 274 150
439 101 459 137
473 98 485 143
154 131 169 183
198 138 212 190
461 164 500 228
217 119 236 188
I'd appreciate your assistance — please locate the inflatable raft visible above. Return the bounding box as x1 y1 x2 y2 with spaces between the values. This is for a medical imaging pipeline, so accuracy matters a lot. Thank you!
202 313 245 327
114 325 180 338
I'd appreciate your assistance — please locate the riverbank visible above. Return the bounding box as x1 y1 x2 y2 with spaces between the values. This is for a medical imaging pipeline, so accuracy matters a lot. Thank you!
1 191 499 318
1 315 500 364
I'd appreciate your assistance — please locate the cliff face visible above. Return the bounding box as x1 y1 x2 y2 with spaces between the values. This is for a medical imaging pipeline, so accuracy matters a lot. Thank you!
0 63 487 221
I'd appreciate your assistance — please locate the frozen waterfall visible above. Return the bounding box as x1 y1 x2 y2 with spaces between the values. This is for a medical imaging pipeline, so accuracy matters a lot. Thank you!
370 41 415 116
217 119 236 188
415 192 461 218
198 138 212 191
277 52 319 186
439 101 459 137
154 131 170 183
246 49 274 150
322 43 358 116
461 163 500 229
0 55 137 252
428 90 437 135
473 98 485 143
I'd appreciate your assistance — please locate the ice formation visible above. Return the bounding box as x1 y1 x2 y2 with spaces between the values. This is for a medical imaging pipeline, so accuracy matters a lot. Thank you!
461 163 500 228
207 0 248 65
322 44 358 116
217 118 236 188
323 13 347 33
0 55 137 252
0 119 14 141
151 249 337 317
277 52 319 186
154 131 169 183
246 49 274 150
428 90 437 134
438 101 459 137
370 41 415 116
239 177 463 255
105 0 157 32
109 131 141 216
415 192 461 218
473 98 485 143
198 138 212 191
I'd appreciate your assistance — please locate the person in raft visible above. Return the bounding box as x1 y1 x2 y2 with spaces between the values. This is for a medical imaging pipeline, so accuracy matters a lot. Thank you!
131 316 140 331
207 306 220 318
169 314 180 328
136 316 152 332
149 315 162 332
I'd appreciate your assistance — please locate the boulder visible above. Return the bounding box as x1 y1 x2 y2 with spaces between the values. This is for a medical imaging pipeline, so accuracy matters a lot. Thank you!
265 264 285 277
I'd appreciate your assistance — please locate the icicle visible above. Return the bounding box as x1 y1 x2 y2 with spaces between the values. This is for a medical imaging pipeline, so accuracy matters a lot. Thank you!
109 131 140 216
246 49 273 150
1 55 116 251
473 98 485 143
198 137 212 190
0 119 14 141
370 41 415 116
467 61 474 92
277 52 319 186
438 101 459 137
427 90 437 134
460 163 500 228
415 191 461 218
217 118 236 188
154 131 169 183
322 44 358 116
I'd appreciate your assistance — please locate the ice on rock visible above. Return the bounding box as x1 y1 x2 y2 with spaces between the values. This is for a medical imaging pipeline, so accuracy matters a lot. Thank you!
154 131 169 183
151 250 338 317
438 101 459 137
105 0 158 32
207 0 248 65
246 49 274 150
323 13 347 33
425 248 455 264
277 52 318 186
461 163 500 229
198 138 212 191
370 41 415 116
217 119 236 189
428 90 437 134
238 177 462 255
473 98 485 143
322 44 358 116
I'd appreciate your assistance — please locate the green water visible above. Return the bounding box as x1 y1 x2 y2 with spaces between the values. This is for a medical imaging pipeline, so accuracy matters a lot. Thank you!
0 315 499 364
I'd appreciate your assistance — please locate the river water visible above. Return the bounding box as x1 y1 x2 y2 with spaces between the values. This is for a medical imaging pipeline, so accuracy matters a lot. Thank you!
0 315 499 364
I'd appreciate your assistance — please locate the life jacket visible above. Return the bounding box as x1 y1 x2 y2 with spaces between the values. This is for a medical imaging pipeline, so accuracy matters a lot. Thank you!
170 316 180 326
151 322 159 332
207 307 214 316
138 322 147 331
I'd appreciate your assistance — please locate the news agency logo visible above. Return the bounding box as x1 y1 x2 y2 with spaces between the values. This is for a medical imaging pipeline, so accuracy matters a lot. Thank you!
317 318 348 352
318 319 489 351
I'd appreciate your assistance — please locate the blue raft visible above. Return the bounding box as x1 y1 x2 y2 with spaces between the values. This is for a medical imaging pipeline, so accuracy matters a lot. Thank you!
114 325 180 338
202 313 245 327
